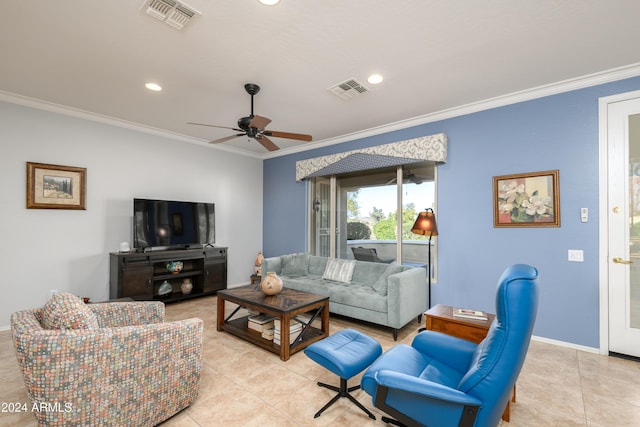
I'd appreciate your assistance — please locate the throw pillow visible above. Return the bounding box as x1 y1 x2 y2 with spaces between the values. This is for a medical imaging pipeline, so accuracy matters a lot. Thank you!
322 258 356 283
41 292 99 330
281 253 310 276
372 264 404 296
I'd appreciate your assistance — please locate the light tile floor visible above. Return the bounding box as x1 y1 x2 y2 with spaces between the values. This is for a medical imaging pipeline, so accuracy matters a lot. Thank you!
1 296 640 426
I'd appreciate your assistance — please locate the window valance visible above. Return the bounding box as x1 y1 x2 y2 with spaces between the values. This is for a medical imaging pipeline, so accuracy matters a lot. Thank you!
295 133 447 181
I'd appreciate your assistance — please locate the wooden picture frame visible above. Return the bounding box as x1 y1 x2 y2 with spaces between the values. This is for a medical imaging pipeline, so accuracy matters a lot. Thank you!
26 162 86 210
493 170 559 227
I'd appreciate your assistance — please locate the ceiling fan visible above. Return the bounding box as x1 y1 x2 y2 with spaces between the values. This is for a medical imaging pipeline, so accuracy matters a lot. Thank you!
188 83 312 152
386 170 430 185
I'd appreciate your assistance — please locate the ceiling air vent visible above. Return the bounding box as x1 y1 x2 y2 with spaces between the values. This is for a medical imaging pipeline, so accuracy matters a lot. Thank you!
328 78 370 100
141 0 201 30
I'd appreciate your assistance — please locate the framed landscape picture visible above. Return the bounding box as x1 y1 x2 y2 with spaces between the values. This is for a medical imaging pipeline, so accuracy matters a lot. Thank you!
26 162 86 210
493 170 559 228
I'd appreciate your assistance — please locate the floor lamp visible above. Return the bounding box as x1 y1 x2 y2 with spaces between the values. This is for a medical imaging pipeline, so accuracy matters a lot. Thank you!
411 208 438 309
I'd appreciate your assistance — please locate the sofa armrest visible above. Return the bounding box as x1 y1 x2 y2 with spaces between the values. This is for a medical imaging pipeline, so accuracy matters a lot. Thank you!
386 267 428 328
88 301 165 327
262 256 283 275
12 317 203 425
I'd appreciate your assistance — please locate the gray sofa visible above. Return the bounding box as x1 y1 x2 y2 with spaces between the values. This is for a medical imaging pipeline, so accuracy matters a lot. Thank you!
261 253 427 340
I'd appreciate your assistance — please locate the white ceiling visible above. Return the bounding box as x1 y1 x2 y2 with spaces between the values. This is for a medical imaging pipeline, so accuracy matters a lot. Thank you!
2 0 640 157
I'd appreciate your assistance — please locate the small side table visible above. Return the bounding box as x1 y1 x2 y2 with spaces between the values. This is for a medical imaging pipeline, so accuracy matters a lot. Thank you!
425 304 514 422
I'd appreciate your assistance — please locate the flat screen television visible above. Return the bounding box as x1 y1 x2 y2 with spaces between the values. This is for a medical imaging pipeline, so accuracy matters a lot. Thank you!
133 198 215 250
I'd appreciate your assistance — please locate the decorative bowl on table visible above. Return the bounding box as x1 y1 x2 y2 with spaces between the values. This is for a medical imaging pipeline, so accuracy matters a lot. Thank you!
166 261 183 274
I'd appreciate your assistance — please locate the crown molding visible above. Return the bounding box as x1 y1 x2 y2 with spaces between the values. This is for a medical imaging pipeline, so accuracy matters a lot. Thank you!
3 61 640 161
0 90 264 159
266 62 640 159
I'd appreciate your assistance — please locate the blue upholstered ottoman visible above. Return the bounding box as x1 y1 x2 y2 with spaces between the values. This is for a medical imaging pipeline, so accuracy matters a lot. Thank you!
304 328 383 419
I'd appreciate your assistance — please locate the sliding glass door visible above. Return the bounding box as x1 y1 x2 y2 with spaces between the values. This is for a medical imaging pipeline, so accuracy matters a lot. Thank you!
308 163 436 275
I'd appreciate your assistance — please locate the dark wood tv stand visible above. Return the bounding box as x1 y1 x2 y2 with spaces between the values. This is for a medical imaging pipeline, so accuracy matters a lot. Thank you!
109 247 227 303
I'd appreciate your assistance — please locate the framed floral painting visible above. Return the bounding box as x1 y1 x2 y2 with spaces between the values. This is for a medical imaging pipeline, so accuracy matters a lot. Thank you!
493 170 560 227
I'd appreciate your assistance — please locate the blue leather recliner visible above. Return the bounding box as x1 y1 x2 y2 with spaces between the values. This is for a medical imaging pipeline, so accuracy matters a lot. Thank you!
361 264 539 427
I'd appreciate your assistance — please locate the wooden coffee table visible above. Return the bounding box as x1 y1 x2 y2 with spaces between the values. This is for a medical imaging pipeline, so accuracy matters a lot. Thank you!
217 285 330 361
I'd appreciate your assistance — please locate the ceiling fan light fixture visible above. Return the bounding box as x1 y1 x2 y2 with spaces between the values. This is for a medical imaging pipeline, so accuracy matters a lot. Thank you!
188 83 312 152
258 0 280 5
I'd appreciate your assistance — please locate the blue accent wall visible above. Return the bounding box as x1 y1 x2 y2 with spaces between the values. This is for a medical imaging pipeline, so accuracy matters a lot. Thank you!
263 76 640 348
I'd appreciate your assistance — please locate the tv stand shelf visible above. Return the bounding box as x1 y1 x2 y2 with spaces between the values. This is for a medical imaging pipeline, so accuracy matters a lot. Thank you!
109 247 227 303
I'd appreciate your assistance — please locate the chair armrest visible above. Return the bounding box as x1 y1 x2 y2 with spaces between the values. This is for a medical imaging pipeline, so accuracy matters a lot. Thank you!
412 331 477 372
375 369 482 407
373 369 482 427
88 301 165 327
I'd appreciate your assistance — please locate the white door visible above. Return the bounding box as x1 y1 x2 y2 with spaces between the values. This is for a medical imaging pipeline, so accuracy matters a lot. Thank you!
607 96 640 357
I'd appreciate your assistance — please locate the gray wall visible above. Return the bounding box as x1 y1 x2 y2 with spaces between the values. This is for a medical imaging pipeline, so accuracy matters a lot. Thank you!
0 101 262 328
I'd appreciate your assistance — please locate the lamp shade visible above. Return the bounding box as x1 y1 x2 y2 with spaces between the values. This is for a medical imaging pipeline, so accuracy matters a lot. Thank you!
411 209 438 237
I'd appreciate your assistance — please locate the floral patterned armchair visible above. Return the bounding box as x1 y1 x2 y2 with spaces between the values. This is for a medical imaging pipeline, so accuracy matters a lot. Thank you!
11 293 203 426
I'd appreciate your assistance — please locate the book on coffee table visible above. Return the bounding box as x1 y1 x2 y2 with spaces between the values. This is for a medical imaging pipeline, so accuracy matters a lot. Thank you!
248 314 276 333
452 308 488 321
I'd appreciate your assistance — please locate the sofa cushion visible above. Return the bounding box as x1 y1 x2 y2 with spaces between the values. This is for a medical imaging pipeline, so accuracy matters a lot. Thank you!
372 264 405 296
329 282 387 312
351 261 391 285
322 258 356 283
41 292 99 330
281 253 310 276
281 275 331 296
308 255 328 276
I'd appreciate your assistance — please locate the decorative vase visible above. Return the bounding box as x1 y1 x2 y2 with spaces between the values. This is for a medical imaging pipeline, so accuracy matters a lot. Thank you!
166 261 183 274
158 280 172 297
181 278 193 294
254 251 264 276
260 272 283 295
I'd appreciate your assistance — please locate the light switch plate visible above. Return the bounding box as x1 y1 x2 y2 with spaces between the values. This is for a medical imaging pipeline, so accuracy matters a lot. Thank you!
568 249 584 262
581 208 588 223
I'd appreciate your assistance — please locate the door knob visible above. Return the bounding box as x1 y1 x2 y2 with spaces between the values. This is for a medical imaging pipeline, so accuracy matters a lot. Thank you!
613 257 633 264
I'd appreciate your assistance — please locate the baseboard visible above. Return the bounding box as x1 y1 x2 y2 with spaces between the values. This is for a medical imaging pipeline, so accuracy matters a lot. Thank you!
531 335 601 354
0 312 605 355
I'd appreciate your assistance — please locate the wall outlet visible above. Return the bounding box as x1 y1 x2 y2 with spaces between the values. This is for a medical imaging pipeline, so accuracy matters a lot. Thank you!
568 250 584 262
49 289 59 298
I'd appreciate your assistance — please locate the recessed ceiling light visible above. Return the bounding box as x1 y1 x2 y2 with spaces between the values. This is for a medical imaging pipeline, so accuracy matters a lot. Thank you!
367 74 384 85
145 82 163 92
258 0 280 5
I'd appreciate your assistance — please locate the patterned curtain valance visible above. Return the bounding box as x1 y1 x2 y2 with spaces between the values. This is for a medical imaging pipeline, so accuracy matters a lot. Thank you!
295 133 447 181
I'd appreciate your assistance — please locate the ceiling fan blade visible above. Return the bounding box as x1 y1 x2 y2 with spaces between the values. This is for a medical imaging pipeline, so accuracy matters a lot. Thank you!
256 135 279 152
209 134 244 144
264 130 313 142
188 122 243 132
249 115 272 130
